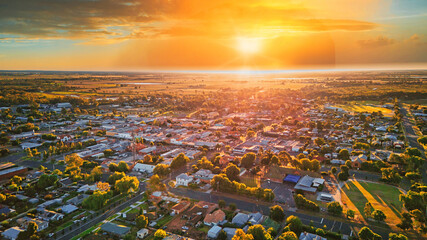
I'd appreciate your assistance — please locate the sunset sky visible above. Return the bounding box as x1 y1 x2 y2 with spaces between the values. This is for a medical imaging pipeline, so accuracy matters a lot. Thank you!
0 0 426 71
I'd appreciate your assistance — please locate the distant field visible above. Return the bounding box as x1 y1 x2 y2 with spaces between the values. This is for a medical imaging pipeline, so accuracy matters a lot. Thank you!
334 103 394 117
342 180 404 225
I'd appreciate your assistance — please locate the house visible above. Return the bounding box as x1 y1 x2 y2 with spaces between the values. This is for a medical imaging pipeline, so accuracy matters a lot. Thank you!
101 222 131 237
67 194 89 205
38 209 64 222
59 177 73 187
204 209 226 226
351 154 367 168
207 226 222 239
2 227 24 240
176 173 193 187
171 201 191 215
294 175 324 193
17 217 49 231
137 228 149 239
232 213 249 227
248 212 263 225
20 142 42 150
193 169 215 183
77 184 98 192
223 227 238 240
299 232 327 240
133 163 155 173
0 205 15 215
61 204 78 214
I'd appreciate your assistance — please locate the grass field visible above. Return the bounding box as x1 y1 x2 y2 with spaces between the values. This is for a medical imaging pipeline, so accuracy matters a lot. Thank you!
333 103 394 117
342 180 404 225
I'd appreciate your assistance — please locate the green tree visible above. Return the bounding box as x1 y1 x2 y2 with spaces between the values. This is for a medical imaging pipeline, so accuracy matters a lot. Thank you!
108 171 125 184
270 205 285 222
388 233 408 240
218 230 228 240
136 215 148 228
115 175 139 194
346 209 355 219
218 200 226 208
170 153 189 170
153 164 170 177
82 190 111 210
247 224 272 240
338 149 350 160
225 163 240 182
327 201 343 216
372 209 386 222
241 152 256 169
118 161 130 173
364 203 373 218
103 149 114 157
286 215 302 235
37 174 58 189
278 231 298 240
397 212 413 230
232 229 254 240
358 226 381 240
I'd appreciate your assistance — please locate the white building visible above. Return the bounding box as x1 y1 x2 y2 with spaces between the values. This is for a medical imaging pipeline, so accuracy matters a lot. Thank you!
175 173 193 187
133 163 155 173
137 228 149 239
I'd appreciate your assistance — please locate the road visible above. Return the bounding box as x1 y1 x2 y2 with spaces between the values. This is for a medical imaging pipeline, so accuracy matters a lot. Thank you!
169 188 393 239
55 183 146 240
400 104 427 183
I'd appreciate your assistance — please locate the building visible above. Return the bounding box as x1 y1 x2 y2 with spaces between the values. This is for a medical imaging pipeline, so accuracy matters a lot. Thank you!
17 217 49 231
294 175 324 193
171 201 191 215
299 232 327 240
232 213 249 227
133 163 155 173
61 204 78 214
2 227 24 240
101 222 131 237
176 173 193 187
204 209 226 226
193 169 215 183
207 226 222 239
137 228 149 239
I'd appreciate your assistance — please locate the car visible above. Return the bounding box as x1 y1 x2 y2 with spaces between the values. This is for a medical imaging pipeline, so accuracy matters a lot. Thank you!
182 226 189 230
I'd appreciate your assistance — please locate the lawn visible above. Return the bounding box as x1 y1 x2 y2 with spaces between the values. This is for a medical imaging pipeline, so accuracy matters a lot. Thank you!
156 214 174 227
342 180 404 225
333 103 394 117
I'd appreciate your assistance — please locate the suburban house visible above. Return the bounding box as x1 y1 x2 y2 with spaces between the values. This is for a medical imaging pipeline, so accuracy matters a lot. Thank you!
101 222 131 237
137 228 149 239
232 213 249 227
299 232 327 240
38 209 64 222
207 226 222 239
133 163 155 173
17 217 49 231
2 227 24 240
175 173 193 187
193 169 215 183
204 209 225 226
171 201 191 215
294 175 325 193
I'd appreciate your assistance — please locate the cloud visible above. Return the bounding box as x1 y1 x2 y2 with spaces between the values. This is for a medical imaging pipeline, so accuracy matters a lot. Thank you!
0 0 379 44
358 35 396 48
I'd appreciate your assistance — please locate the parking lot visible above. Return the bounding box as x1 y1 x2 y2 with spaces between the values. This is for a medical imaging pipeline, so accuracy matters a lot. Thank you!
261 180 295 207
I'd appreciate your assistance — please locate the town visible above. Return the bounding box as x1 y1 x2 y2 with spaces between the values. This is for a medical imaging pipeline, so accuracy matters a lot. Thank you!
0 70 425 240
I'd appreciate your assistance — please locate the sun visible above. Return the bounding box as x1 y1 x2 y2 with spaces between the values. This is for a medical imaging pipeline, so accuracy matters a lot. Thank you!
235 37 262 55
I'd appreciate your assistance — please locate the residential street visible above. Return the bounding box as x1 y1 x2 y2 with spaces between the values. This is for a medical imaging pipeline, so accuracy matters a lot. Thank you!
169 187 393 239
400 104 427 183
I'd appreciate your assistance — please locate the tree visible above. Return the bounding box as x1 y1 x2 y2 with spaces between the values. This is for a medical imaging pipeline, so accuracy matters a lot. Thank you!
331 167 337 174
270 205 285 222
397 212 413 230
82 190 111 210
389 233 408 240
118 161 130 173
65 153 83 168
410 209 425 223
241 152 256 169
170 153 189 169
232 229 254 240
286 215 302 235
154 229 167 240
218 230 228 240
417 136 427 146
218 200 226 208
229 203 237 211
338 149 350 160
314 138 325 147
115 175 139 194
364 203 373 218
148 174 166 191
136 215 148 228
372 209 386 222
108 162 118 172
225 163 240 182
17 221 38 240
143 154 152 163
37 174 58 189
153 164 170 177
108 171 125 184
327 201 343 216
247 224 272 240
346 209 355 219
358 226 381 240
90 166 102 181
103 149 114 157
278 231 298 240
